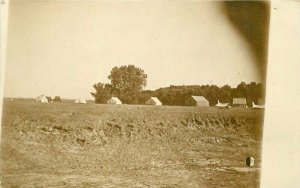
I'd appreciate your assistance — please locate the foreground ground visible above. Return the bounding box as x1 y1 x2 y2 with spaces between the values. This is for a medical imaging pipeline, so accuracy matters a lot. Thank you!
1 101 264 187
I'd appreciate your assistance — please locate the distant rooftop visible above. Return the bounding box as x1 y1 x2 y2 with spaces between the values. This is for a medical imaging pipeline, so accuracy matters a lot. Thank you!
190 96 208 102
150 97 162 104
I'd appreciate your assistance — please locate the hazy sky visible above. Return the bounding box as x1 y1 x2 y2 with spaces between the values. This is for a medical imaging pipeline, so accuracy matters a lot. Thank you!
4 1 260 99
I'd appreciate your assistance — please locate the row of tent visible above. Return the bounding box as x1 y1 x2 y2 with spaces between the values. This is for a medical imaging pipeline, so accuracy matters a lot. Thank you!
36 95 87 104
105 96 264 108
36 95 61 103
186 96 264 108
36 94 264 108
36 95 163 105
106 97 162 105
36 95 162 105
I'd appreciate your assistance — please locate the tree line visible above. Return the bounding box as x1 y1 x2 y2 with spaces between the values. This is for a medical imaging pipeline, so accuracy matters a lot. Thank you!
91 65 265 106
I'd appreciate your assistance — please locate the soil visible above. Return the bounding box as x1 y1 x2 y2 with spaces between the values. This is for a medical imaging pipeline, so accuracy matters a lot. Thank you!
0 101 264 187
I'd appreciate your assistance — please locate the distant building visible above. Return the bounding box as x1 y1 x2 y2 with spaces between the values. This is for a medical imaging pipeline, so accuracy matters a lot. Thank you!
107 97 122 105
185 96 209 106
232 98 247 107
145 97 162 106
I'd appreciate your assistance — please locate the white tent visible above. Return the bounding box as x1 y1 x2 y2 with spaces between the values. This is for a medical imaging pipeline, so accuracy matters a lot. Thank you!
215 100 230 108
75 97 87 104
36 95 48 103
252 101 265 109
145 97 162 105
107 97 122 104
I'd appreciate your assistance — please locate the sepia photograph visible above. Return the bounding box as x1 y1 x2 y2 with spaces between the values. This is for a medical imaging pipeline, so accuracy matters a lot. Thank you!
3 0 297 187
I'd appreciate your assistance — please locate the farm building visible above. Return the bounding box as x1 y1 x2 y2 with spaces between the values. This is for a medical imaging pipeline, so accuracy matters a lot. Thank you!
185 96 209 107
232 98 247 107
107 97 122 105
36 95 48 103
75 98 87 104
145 97 162 105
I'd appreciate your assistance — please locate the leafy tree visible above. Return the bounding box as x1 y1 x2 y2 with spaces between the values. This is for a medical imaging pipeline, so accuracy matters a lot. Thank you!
219 85 232 103
138 90 154 104
234 82 247 97
108 65 147 104
53 96 62 103
91 83 112 103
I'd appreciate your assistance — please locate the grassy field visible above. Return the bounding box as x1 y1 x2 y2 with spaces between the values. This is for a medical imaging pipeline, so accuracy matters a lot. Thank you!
0 100 264 187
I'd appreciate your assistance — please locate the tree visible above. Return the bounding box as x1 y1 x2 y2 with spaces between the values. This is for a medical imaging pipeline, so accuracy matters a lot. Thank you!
91 66 265 106
219 85 232 103
91 83 112 103
53 96 62 103
108 65 147 104
232 82 247 98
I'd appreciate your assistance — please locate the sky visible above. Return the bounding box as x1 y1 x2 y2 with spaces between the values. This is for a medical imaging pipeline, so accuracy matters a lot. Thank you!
4 0 260 99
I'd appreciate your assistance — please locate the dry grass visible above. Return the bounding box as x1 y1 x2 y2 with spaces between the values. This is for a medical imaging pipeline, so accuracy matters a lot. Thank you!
1 100 264 187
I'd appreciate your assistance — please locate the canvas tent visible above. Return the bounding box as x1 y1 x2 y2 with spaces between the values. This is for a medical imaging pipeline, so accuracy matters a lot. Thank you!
107 97 122 104
232 98 247 107
36 95 48 103
145 97 162 106
185 96 209 106
215 100 230 108
75 97 87 104
252 101 265 109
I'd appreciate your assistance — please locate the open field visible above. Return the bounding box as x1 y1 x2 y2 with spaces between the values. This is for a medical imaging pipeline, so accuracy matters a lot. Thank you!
1 101 264 187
